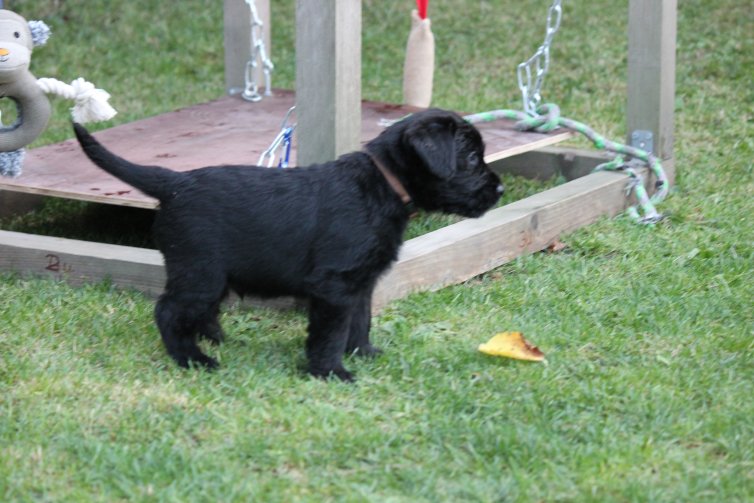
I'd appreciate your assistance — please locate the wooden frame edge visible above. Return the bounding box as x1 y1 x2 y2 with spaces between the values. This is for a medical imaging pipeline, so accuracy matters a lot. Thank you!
370 164 669 310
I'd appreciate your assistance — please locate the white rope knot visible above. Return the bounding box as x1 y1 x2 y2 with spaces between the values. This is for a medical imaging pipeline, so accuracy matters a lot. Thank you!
36 77 117 123
69 78 116 122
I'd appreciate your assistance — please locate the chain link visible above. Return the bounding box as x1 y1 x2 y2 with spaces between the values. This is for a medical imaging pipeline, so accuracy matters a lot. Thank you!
516 0 562 115
242 0 274 102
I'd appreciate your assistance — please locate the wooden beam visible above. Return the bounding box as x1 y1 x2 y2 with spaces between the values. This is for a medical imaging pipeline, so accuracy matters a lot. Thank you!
295 0 361 165
0 230 166 296
371 167 661 310
627 0 677 160
224 0 271 95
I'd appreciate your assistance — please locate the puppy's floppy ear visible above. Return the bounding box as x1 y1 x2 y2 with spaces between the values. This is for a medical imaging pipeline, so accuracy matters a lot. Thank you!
404 115 458 179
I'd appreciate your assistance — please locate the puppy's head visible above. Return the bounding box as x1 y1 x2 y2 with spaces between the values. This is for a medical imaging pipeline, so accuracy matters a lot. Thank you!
371 109 503 218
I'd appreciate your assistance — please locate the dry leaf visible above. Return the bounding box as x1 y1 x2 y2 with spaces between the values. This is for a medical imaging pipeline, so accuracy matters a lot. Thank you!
478 331 545 362
544 240 568 253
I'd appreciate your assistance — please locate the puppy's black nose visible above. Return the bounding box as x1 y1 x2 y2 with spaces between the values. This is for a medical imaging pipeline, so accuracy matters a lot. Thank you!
496 184 504 194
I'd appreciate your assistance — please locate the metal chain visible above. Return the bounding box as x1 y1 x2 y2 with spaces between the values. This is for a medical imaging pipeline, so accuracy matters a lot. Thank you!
242 0 274 102
516 0 562 116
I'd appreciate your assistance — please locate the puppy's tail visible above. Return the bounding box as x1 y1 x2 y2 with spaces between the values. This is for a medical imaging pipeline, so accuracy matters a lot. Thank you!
73 122 180 201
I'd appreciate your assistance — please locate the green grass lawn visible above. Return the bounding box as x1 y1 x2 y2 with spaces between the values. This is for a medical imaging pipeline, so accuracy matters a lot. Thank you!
1 0 753 501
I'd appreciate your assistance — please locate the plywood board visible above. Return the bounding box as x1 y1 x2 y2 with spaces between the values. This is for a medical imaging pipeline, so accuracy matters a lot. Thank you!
0 92 571 209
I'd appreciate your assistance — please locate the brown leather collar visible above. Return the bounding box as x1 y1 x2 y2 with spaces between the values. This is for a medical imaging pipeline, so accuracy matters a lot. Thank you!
366 151 412 205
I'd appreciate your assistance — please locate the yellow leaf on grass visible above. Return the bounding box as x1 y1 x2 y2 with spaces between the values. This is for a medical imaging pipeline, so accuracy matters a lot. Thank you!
478 332 545 362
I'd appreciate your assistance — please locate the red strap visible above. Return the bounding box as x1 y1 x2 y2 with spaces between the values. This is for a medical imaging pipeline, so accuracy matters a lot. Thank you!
416 0 429 20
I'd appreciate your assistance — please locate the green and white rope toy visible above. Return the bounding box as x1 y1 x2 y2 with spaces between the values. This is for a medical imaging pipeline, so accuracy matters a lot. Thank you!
465 105 669 224
467 0 668 224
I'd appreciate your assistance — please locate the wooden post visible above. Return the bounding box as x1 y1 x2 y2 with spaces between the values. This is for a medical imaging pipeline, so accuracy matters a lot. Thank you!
224 0 271 95
295 0 361 165
627 0 677 161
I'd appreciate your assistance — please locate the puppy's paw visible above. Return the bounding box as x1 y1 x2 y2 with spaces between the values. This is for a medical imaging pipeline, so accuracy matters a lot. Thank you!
199 328 226 346
174 353 219 371
309 366 355 383
333 367 355 382
194 355 220 370
199 321 226 345
350 344 383 359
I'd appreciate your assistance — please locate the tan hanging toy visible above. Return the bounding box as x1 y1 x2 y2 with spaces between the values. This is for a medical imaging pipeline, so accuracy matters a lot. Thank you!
402 0 434 108
0 9 116 177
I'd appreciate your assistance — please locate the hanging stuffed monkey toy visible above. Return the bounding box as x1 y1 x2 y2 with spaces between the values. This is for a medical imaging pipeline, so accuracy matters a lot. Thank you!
0 9 116 177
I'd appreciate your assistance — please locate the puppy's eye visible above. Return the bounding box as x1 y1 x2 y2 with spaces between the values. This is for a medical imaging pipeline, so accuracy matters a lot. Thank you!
467 152 479 165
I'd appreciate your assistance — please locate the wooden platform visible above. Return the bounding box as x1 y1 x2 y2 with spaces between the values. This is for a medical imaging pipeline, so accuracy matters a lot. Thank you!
0 90 571 209
0 91 671 313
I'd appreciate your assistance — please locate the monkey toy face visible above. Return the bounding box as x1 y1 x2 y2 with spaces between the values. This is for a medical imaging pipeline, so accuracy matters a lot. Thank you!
0 10 35 84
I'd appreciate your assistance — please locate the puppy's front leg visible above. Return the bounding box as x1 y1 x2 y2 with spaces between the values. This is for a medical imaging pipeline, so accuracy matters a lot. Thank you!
346 290 382 358
306 297 354 381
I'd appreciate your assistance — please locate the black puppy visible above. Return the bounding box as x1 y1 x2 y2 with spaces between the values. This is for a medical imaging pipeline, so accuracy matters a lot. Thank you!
73 109 503 381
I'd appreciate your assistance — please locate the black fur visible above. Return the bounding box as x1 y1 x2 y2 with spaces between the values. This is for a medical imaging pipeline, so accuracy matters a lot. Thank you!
73 109 503 381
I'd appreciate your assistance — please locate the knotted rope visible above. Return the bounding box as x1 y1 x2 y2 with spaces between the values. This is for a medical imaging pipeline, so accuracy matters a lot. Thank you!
36 77 117 123
465 104 669 224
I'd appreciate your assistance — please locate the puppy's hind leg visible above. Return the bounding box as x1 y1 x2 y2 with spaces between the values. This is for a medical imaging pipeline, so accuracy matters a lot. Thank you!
155 270 228 369
156 293 219 369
